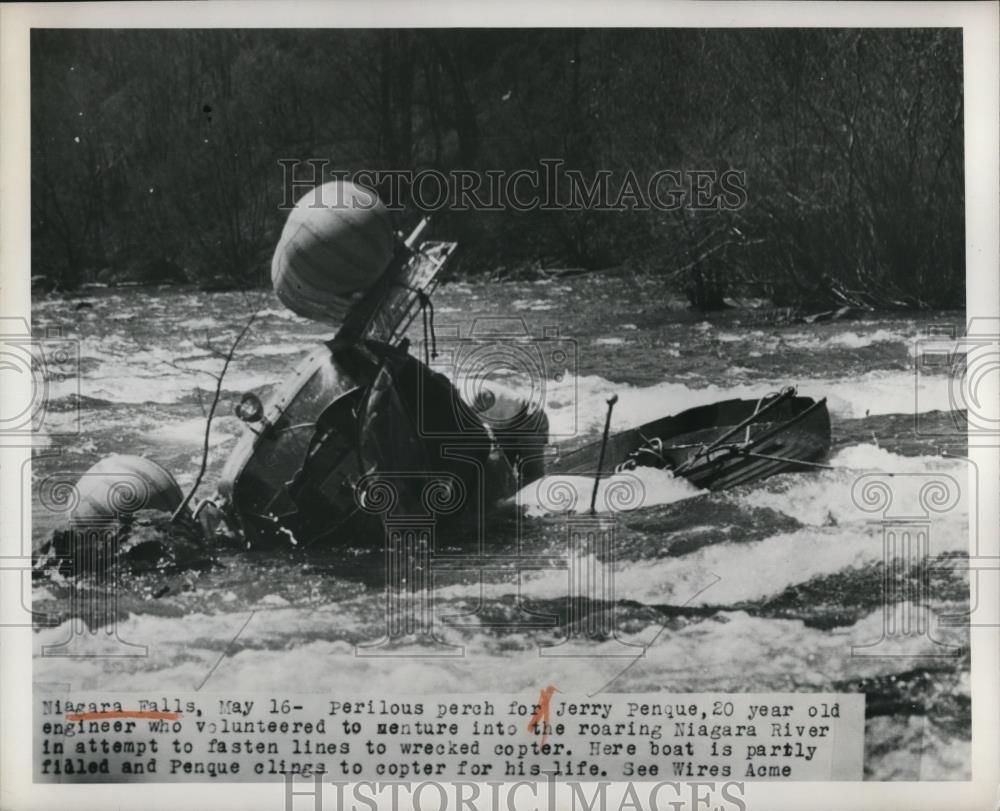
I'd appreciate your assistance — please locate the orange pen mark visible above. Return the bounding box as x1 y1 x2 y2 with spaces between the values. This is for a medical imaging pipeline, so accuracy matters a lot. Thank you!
526 685 558 746
66 711 182 722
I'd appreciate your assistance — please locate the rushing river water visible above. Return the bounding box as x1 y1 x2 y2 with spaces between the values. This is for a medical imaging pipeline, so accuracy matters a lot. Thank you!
31 275 970 780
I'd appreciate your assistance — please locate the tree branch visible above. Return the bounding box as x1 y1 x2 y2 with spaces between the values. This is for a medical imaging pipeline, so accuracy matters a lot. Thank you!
171 309 259 522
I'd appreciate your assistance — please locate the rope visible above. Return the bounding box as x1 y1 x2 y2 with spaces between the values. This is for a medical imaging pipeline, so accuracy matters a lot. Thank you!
634 432 667 465
631 387 807 476
417 290 438 363
421 300 430 365
389 281 437 365
737 449 834 470
746 388 784 443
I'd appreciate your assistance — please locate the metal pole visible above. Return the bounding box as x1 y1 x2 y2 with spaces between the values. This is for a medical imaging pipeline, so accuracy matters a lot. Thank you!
590 394 618 515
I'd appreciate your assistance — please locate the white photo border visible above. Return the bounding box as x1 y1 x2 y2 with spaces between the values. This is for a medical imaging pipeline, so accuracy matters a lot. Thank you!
1 2 997 810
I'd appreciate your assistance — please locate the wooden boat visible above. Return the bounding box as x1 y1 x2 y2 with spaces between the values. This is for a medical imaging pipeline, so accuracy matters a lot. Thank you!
548 387 831 491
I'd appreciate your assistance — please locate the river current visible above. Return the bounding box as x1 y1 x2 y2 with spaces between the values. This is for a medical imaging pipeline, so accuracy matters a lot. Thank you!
30 274 971 780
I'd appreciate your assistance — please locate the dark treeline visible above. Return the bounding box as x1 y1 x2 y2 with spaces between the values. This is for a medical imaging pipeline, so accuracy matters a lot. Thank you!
31 28 964 308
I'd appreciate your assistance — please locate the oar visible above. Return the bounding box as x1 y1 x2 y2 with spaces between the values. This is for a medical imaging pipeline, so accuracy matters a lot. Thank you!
672 387 797 476
590 394 619 515
699 386 796 455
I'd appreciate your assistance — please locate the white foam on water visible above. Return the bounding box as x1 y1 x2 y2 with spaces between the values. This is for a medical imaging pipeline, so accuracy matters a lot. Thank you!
177 316 224 330
512 468 703 517
615 518 964 606
437 499 965 611
820 370 954 418
600 605 968 693
36 329 283 405
40 317 334 405
525 368 953 442
33 601 967 695
711 324 917 352
31 600 375 673
255 307 312 322
247 344 311 358
867 714 970 780
62 366 282 405
31 295 970 706
738 445 970 527
825 329 909 349
781 328 914 351
45 308 951 417
511 299 556 311
141 415 243 449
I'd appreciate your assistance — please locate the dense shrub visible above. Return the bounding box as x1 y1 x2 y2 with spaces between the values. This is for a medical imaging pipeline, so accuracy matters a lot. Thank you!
32 29 964 308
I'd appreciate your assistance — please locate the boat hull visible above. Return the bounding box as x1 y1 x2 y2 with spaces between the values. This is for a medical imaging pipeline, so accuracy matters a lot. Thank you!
549 392 831 492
